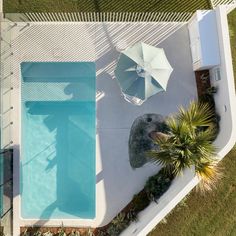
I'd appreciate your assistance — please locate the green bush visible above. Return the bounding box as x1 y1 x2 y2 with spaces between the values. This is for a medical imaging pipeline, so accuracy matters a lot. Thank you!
199 94 215 108
145 169 174 201
43 232 54 236
95 230 107 236
131 191 150 213
126 208 138 222
111 213 128 231
106 224 120 236
199 94 220 139
33 232 43 236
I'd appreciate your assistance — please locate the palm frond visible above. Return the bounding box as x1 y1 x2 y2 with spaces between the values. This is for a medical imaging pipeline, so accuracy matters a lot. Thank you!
146 150 174 166
195 161 222 192
147 101 221 191
194 129 217 159
166 117 192 139
176 101 215 128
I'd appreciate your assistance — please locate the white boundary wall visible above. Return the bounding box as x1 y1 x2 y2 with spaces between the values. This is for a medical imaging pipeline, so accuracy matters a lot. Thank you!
121 5 236 236
226 3 236 13
0 0 2 14
211 6 236 158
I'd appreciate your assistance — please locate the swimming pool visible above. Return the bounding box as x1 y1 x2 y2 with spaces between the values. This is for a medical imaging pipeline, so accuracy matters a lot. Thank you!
20 62 96 219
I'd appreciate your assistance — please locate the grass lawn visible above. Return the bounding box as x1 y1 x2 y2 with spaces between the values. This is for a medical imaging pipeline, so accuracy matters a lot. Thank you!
3 0 211 13
149 147 236 236
149 9 236 236
228 9 236 83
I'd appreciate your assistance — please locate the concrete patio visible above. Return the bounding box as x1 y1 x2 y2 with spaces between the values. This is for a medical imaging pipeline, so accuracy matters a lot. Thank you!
7 21 197 234
95 22 197 226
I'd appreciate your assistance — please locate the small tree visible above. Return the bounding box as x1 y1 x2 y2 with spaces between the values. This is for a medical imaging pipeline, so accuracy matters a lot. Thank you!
148 101 221 191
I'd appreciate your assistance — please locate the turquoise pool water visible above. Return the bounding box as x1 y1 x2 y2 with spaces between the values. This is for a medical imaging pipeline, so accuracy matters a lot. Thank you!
21 62 96 219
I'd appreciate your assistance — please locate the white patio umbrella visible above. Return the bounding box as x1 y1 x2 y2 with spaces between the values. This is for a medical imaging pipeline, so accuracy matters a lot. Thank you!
114 42 173 105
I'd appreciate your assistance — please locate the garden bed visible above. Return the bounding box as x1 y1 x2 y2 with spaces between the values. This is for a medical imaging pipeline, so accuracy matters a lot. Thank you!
195 70 211 97
195 69 220 135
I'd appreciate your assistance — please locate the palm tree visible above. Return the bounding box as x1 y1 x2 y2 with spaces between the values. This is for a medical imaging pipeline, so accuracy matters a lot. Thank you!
148 101 221 191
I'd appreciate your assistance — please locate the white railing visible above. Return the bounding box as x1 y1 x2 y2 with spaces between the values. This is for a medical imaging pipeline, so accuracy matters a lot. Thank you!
0 20 14 150
0 30 12 149
0 19 32 151
210 0 236 8
5 12 194 22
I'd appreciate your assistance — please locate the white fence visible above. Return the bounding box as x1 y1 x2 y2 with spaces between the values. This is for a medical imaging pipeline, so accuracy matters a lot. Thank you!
210 0 236 8
0 20 13 150
4 12 193 22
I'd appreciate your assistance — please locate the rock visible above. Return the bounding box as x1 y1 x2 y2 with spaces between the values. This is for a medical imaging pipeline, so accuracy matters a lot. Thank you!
129 114 168 169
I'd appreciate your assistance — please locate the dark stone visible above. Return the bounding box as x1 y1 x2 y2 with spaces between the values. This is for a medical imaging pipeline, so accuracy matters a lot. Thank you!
129 114 168 169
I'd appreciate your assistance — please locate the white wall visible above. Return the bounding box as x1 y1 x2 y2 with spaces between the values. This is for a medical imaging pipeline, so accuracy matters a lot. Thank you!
212 5 236 158
0 0 2 14
121 5 236 236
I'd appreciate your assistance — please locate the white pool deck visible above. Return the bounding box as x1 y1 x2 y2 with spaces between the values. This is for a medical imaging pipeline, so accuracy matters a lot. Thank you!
9 22 197 235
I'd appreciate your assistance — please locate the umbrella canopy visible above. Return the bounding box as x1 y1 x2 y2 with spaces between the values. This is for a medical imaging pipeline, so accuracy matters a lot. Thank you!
114 42 173 105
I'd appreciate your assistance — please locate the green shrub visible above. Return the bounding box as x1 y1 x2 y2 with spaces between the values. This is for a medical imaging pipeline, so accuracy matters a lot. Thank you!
112 213 129 231
199 94 220 139
95 230 107 236
85 228 95 236
131 191 150 213
145 170 173 201
33 232 43 236
126 208 138 222
43 232 53 236
68 231 80 236
22 230 30 236
57 229 66 236
106 224 120 236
